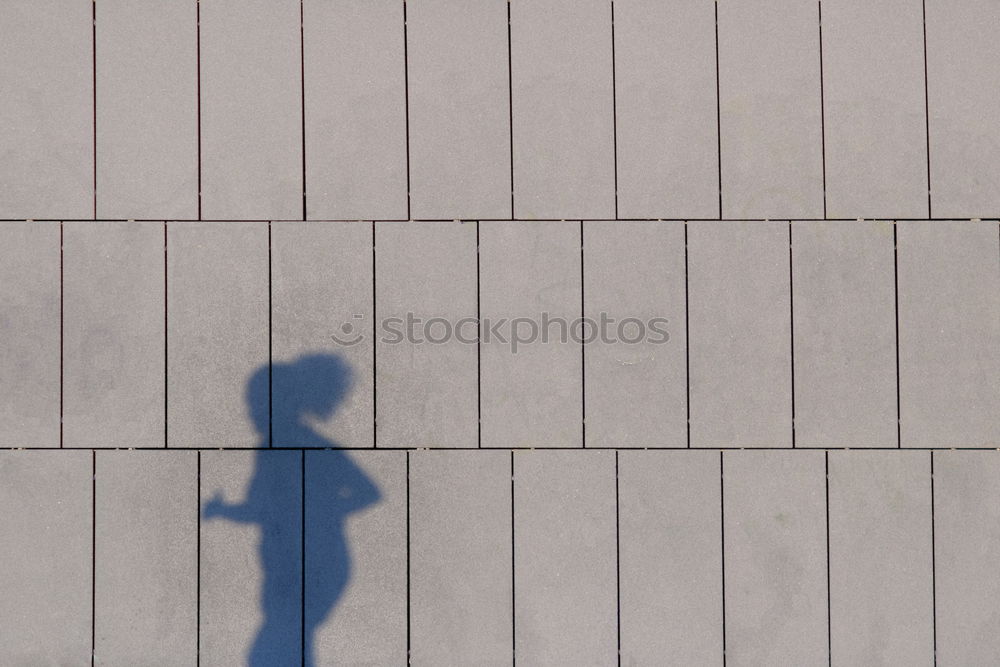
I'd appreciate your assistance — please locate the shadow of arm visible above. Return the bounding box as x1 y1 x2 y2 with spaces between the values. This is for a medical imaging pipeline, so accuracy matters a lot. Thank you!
202 491 256 523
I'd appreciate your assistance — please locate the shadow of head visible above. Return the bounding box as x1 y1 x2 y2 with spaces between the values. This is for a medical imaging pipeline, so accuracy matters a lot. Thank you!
246 353 353 443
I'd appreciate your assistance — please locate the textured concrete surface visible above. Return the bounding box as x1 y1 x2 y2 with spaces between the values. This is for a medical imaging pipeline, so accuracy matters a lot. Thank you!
2 1 1000 665
0 222 60 447
63 222 165 448
688 221 793 447
375 222 478 447
791 221 897 447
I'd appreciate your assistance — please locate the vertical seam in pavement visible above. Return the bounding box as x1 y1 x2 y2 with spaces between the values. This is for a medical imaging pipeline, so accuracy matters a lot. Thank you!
91 0 97 219
164 222 169 447
372 222 378 447
930 451 938 665
196 450 201 666
301 450 306 663
581 221 586 447
511 450 516 666
268 222 273 447
921 0 932 218
196 0 202 221
818 0 827 219
894 221 901 447
825 450 832 665
299 0 306 220
714 1 722 218
789 221 797 448
91 449 96 667
507 1 514 219
406 451 411 665
611 1 619 221
402 0 411 220
60 221 64 448
477 221 482 448
685 222 691 448
615 450 621 665
720 450 727 665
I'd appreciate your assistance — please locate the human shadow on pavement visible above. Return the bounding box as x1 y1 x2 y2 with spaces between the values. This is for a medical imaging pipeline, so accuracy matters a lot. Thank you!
203 353 380 666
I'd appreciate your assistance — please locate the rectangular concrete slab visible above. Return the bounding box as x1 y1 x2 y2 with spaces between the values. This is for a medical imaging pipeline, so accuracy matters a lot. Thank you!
409 450 512 665
934 451 1000 664
717 0 824 219
897 221 1000 447
304 0 407 220
688 221 792 446
513 450 616 665
792 221 897 446
310 450 407 666
63 222 165 447
271 222 373 448
821 0 928 218
583 221 686 446
510 0 615 219
200 450 301 665
828 451 934 666
723 450 827 665
0 1 92 219
0 451 91 665
480 221 582 447
375 222 478 447
95 451 197 665
618 451 722 665
96 0 198 220
925 0 1000 217
614 1 719 219
200 0 301 220
167 222 269 447
407 0 511 220
0 222 60 447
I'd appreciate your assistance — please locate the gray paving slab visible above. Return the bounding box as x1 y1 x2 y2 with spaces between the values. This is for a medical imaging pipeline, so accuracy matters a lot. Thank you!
407 0 511 220
0 1 92 219
583 221 686 446
95 0 198 220
925 0 1000 218
271 222 373 448
614 0 719 219
897 221 1000 447
303 0 407 220
480 221 582 447
63 222 165 448
309 450 407 666
375 221 478 447
0 451 91 666
200 450 301 665
792 221 896 447
688 221 792 447
724 450 827 665
167 222 269 447
821 0 927 219
409 450 512 666
828 451 934 666
509 0 615 219
0 222 60 447
934 451 1000 664
618 451 722 665
200 0 301 221
94 451 197 665
717 0 824 219
513 450 616 665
